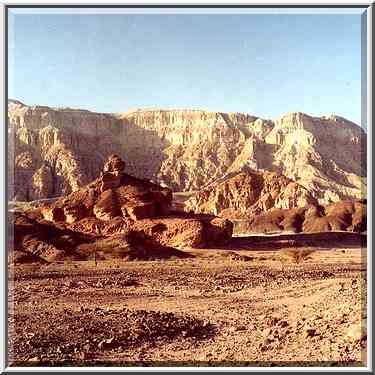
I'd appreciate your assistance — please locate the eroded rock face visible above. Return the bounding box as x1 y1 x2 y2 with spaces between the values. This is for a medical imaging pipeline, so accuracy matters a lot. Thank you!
9 100 366 205
10 212 92 263
185 170 318 218
18 155 232 256
8 101 125 201
40 155 172 223
238 199 366 234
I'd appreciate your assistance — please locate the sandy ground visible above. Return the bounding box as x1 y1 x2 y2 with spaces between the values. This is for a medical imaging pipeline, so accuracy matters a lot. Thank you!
7 242 367 368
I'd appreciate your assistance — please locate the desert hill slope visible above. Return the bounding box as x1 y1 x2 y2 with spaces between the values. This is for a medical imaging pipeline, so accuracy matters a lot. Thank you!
8 100 366 204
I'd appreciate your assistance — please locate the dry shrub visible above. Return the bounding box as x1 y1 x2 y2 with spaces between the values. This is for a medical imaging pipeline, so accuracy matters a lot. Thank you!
281 248 316 264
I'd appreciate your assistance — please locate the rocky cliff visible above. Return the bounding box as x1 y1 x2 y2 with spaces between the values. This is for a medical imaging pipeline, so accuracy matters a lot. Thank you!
184 170 318 218
8 100 366 204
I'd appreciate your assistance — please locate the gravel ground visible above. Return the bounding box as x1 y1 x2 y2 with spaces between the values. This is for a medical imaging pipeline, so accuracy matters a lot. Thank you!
7 246 367 367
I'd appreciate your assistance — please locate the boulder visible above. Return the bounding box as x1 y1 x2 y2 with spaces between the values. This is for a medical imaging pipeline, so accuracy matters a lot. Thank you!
41 206 65 222
93 189 121 221
122 201 156 221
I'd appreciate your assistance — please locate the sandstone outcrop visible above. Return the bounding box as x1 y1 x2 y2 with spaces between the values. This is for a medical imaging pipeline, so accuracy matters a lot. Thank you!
185 170 318 218
76 232 194 261
236 199 366 234
9 100 366 205
11 212 92 263
12 155 233 261
39 154 173 224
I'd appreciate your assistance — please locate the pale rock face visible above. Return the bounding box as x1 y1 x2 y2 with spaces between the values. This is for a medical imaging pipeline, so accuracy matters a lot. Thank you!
259 112 366 202
8 101 366 205
31 163 54 200
8 100 125 200
184 171 318 218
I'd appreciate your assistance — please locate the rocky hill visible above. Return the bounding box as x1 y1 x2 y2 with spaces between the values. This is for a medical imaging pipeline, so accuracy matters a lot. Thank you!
236 199 367 235
11 155 233 263
184 170 319 218
9 100 366 204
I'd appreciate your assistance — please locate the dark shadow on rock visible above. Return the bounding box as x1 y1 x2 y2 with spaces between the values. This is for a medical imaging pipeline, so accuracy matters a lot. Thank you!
77 230 195 261
227 232 366 251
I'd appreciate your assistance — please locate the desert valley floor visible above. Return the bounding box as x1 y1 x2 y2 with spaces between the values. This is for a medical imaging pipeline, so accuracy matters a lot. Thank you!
8 233 367 367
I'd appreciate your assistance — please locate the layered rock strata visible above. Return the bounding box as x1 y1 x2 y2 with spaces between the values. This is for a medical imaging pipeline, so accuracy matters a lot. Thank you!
9 100 366 204
185 170 318 218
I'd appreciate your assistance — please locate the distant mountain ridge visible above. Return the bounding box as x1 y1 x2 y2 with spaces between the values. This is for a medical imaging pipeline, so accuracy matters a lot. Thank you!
8 100 366 204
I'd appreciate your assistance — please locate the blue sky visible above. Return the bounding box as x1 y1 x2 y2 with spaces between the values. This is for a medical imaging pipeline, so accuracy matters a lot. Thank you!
8 9 365 126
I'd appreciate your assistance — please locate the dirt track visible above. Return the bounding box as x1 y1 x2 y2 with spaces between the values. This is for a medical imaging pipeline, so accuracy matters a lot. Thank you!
8 243 367 367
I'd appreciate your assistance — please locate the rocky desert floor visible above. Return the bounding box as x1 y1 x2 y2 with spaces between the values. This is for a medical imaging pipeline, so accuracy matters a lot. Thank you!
7 236 367 368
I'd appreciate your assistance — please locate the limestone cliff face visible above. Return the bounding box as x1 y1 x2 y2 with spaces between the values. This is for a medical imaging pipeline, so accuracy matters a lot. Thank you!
8 100 125 200
184 171 318 218
8 100 366 204
119 110 255 191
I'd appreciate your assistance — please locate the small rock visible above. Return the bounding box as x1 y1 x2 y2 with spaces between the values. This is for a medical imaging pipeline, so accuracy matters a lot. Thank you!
263 328 272 337
78 352 86 360
98 338 114 349
304 328 317 338
235 325 247 331
266 316 280 326
344 322 367 342
106 337 115 345
278 320 288 327
267 335 275 342
98 340 105 349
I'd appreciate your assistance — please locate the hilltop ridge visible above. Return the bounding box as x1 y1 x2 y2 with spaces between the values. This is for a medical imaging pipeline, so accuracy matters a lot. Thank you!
8 100 366 204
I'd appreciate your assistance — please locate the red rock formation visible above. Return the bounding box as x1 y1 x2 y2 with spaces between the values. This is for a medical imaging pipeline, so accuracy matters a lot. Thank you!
13 155 233 261
239 199 366 234
40 155 173 224
10 212 93 263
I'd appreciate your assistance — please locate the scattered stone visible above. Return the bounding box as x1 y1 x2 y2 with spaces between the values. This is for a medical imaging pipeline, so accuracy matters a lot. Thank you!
234 325 247 331
278 320 289 327
263 328 272 337
304 328 317 338
344 322 367 342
